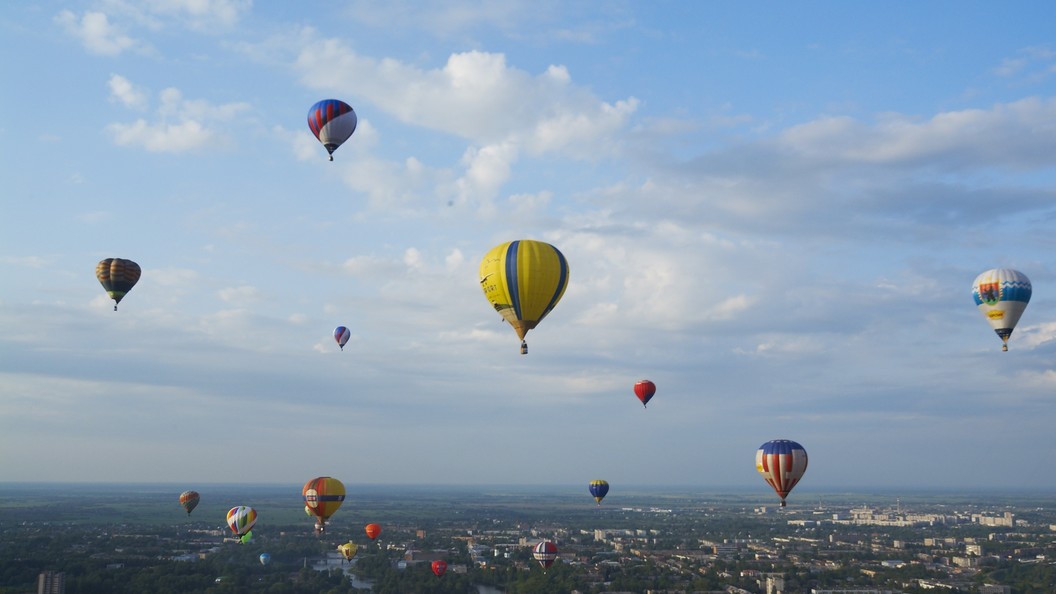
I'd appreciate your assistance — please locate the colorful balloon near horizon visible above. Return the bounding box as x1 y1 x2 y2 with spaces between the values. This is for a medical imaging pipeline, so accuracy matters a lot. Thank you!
533 541 559 570
634 380 656 408
95 258 141 311
337 542 359 561
303 476 345 533
334 326 350 350
479 240 569 354
972 268 1031 352
431 560 447 578
365 523 382 540
755 439 808 507
259 553 271 566
179 490 200 515
588 480 609 505
308 99 357 161
226 506 257 536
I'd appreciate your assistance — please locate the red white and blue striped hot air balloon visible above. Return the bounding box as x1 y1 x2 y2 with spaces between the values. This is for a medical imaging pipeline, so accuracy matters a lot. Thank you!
972 268 1032 352
755 439 808 507
308 99 357 161
334 326 351 350
533 541 559 570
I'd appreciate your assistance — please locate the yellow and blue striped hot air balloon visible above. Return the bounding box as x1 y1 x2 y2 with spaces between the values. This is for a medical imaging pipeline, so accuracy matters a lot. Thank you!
479 240 570 354
972 268 1032 352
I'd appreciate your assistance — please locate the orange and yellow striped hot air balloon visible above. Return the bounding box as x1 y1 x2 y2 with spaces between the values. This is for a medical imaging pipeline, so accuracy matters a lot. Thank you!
303 476 345 533
95 258 141 311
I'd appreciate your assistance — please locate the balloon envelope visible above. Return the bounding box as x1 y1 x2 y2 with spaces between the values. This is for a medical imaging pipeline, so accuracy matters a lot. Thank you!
972 268 1031 351
533 541 559 570
308 99 357 160
479 239 569 354
179 490 200 515
303 476 345 531
431 560 447 578
633 380 656 407
588 480 609 504
755 439 808 507
337 542 358 561
239 530 254 544
334 326 351 350
259 553 271 566
365 523 382 540
226 506 257 536
96 258 141 310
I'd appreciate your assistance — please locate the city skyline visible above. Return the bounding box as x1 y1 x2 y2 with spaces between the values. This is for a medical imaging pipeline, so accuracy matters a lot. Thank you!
2 2 1056 489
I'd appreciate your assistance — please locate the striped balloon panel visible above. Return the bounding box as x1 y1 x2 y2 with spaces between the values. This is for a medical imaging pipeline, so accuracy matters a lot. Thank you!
479 240 569 340
755 440 808 500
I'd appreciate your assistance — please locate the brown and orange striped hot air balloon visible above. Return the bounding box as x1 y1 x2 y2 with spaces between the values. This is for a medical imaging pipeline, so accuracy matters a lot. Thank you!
96 258 141 311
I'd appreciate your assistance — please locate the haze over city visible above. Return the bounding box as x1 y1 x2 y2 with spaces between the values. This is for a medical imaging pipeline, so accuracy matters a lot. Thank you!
2 1 1055 491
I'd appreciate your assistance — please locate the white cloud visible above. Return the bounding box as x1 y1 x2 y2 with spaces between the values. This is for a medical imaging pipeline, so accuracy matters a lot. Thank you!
108 118 214 152
777 98 1056 170
106 80 252 153
218 285 260 304
56 10 139 56
295 44 639 154
108 74 148 110
143 0 252 28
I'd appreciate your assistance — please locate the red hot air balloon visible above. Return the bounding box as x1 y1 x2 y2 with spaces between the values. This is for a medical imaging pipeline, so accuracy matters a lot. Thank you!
533 541 558 570
431 560 447 578
633 380 656 408
365 523 382 540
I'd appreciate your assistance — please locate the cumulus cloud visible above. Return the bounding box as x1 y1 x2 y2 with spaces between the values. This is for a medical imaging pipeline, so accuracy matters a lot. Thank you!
142 0 252 29
56 10 139 56
106 79 252 153
108 75 148 110
295 44 639 154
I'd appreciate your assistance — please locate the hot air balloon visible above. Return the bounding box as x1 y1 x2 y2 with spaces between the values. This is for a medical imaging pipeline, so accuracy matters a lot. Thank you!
179 490 200 515
227 506 257 537
239 530 254 544
972 268 1032 352
634 380 656 408
365 523 382 541
755 439 808 507
303 476 345 533
533 541 558 570
334 326 351 350
431 560 447 578
337 542 358 562
479 240 569 354
96 258 141 311
259 553 271 566
588 480 609 505
308 99 357 161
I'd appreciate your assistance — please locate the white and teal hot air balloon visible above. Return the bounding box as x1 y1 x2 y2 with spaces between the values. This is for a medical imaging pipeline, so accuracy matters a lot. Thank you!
972 268 1031 352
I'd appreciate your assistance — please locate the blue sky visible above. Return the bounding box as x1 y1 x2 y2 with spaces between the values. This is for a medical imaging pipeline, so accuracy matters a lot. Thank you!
2 1 1056 496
